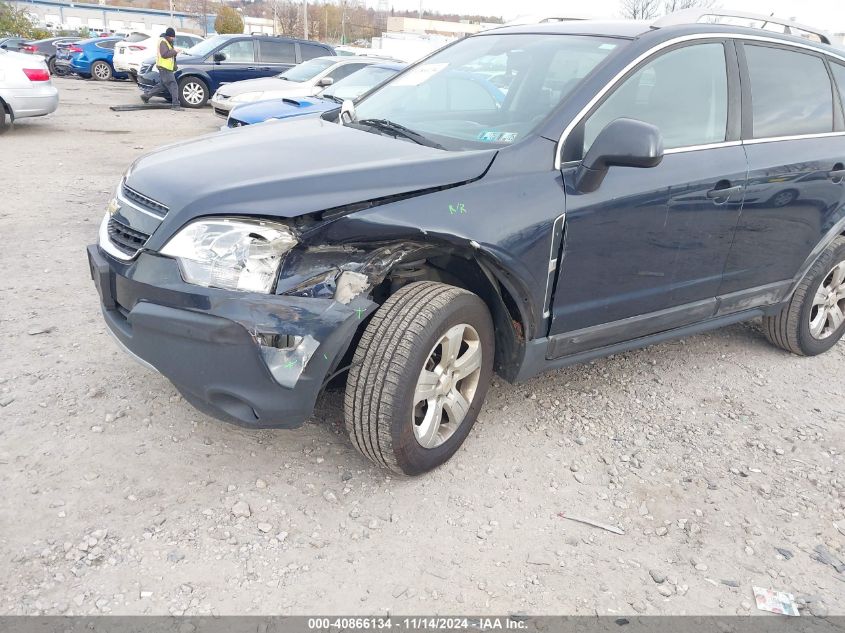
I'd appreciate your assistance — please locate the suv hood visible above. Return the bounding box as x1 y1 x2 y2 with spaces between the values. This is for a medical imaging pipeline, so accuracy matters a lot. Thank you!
217 76 308 97
124 117 496 236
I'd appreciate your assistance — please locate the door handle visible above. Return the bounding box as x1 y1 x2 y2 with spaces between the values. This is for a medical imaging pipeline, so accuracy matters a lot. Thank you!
706 184 742 201
246 66 256 70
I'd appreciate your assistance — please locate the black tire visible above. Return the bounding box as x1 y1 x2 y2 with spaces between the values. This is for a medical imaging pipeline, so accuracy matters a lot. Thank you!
178 76 209 108
47 57 59 76
763 236 845 356
0 100 10 135
344 281 494 475
91 61 113 81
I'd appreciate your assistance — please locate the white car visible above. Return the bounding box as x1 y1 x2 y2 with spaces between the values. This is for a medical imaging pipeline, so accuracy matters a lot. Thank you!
114 31 203 78
209 56 392 118
0 49 58 133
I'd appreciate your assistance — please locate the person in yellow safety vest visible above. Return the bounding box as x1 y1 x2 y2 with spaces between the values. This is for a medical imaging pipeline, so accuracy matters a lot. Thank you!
157 28 182 111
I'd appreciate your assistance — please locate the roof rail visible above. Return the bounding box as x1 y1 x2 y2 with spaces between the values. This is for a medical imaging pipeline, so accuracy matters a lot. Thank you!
653 8 832 45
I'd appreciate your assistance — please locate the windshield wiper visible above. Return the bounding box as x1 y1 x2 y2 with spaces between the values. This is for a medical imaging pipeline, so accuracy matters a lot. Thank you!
354 118 444 150
322 94 343 104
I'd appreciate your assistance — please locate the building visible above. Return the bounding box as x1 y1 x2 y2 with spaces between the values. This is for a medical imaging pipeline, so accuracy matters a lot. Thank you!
384 16 484 37
13 0 204 33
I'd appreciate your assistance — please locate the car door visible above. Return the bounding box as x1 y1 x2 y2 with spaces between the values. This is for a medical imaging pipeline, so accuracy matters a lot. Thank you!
208 38 257 86
718 43 845 302
257 39 297 75
550 41 748 351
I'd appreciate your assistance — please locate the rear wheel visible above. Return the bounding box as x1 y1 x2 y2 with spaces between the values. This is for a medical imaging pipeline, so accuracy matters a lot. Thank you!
91 61 113 81
763 237 845 355
344 281 494 475
179 77 208 108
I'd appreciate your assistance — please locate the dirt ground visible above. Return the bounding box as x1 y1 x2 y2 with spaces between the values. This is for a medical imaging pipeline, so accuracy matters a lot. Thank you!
1 77 844 617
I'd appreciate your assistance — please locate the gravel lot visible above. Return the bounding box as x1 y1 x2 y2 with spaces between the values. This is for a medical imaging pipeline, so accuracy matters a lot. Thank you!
1 77 844 617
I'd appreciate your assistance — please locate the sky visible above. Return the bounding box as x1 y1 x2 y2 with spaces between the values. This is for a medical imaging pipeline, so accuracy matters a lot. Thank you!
379 0 845 34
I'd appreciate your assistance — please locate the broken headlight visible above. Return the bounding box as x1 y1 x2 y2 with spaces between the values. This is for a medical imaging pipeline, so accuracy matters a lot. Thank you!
160 218 297 294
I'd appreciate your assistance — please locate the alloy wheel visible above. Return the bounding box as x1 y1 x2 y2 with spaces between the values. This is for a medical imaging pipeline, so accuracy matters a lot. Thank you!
809 261 845 339
182 82 205 106
93 62 111 80
412 323 482 449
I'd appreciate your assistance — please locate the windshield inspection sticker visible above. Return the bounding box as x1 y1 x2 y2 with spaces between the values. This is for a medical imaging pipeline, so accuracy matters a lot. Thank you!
392 63 448 86
477 131 501 142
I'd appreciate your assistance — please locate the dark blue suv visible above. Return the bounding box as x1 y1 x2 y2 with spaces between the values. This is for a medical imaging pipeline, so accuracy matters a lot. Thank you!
137 34 334 107
90 10 845 475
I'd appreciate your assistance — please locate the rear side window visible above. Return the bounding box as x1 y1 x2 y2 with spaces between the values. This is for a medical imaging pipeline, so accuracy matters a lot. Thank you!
744 44 833 138
96 41 116 50
125 32 148 43
259 39 296 63
830 62 845 119
300 43 329 61
583 43 728 153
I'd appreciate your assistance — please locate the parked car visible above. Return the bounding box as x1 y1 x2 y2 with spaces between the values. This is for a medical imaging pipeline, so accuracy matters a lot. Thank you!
88 12 845 475
226 61 407 128
210 55 396 118
136 34 335 108
18 36 82 76
114 30 203 80
0 48 59 133
56 36 128 80
0 37 27 52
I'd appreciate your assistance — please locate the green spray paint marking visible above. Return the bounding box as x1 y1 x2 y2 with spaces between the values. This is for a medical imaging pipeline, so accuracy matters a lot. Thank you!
449 203 466 215
284 360 297 369
355 307 366 318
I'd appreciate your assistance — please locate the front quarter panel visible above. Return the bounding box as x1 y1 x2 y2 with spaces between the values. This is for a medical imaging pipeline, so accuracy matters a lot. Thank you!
309 136 565 340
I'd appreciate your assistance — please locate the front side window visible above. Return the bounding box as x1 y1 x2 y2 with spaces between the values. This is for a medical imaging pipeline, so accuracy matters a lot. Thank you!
323 65 398 101
353 33 621 151
218 39 255 63
279 57 335 82
745 45 834 138
582 43 728 155
326 62 368 82
259 40 295 63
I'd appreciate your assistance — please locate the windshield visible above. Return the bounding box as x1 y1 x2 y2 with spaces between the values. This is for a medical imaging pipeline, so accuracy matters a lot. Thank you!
323 66 399 101
185 35 230 58
279 58 336 82
353 33 622 150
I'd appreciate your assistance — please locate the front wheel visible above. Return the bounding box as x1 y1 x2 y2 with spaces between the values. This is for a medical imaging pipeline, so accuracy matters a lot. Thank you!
178 77 208 108
344 281 494 475
763 236 845 355
91 61 113 81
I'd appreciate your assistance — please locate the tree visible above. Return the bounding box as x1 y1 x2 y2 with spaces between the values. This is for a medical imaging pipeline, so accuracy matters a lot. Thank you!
182 0 214 36
620 0 661 19
663 0 717 13
0 0 47 38
214 6 243 34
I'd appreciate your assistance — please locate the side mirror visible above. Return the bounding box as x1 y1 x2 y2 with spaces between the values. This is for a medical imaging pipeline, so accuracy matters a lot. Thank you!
318 76 334 87
574 118 664 193
213 52 226 63
339 99 355 124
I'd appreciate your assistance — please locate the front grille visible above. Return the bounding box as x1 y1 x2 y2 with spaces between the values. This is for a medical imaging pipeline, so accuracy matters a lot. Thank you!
213 107 229 117
122 184 169 216
107 217 150 257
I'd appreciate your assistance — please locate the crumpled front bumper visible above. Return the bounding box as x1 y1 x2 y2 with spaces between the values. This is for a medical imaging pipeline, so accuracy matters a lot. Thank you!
87 244 375 428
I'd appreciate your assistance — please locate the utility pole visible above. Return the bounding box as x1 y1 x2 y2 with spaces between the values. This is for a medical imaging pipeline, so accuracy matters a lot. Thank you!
303 0 308 39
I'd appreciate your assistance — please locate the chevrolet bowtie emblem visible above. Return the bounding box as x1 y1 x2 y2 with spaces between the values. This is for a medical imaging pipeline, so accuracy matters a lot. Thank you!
107 197 120 216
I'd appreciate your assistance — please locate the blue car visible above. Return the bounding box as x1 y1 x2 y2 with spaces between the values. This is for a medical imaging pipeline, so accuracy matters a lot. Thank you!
137 34 335 108
226 61 407 128
56 37 128 81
